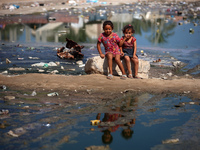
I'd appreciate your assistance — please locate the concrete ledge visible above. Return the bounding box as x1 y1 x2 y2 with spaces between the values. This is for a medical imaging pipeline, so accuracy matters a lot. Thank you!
85 56 150 79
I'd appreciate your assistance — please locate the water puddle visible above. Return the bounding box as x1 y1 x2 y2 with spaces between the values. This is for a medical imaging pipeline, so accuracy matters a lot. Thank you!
0 93 199 149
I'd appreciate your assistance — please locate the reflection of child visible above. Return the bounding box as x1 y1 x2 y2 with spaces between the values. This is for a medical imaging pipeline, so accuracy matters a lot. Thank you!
119 24 142 79
97 20 127 80
96 113 121 144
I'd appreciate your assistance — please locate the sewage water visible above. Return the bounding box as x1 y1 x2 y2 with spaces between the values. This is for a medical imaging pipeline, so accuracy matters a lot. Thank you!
0 7 200 75
0 93 200 149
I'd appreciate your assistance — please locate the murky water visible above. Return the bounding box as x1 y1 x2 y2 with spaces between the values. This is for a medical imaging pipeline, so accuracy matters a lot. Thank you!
0 92 200 149
0 3 200 149
0 4 200 75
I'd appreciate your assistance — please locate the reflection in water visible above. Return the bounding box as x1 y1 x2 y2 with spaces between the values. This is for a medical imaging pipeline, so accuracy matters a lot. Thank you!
0 10 178 45
95 96 138 144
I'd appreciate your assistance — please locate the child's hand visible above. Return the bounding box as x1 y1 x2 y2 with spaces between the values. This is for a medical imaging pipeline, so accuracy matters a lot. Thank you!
121 52 124 57
133 55 137 59
100 53 105 59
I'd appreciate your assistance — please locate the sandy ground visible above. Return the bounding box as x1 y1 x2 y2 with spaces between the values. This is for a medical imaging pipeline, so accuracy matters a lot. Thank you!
0 73 200 100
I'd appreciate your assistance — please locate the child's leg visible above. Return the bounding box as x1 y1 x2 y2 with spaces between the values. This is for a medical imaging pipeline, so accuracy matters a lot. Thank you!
124 56 132 75
131 57 139 76
106 52 113 75
115 54 126 75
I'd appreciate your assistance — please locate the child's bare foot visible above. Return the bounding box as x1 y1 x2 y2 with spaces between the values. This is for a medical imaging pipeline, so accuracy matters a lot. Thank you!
107 74 113 80
134 75 143 79
120 75 127 80
128 74 133 79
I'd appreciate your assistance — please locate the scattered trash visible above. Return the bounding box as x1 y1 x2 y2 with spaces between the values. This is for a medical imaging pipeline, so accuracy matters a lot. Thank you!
49 70 59 74
43 123 51 127
43 63 48 68
178 22 183 25
0 85 6 90
47 92 59 96
27 47 35 50
153 59 161 63
85 145 111 150
8 67 25 71
6 58 11 64
7 130 19 137
79 64 85 68
57 38 84 59
23 106 29 109
31 62 57 67
0 109 9 115
28 57 39 59
38 69 45 72
31 90 37 96
90 120 101 126
4 96 15 100
189 28 194 34
76 60 83 65
162 138 179 144
61 66 64 70
17 58 24 60
193 23 197 26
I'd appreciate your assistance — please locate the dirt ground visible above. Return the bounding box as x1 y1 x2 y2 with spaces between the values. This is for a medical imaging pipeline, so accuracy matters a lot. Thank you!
0 73 200 101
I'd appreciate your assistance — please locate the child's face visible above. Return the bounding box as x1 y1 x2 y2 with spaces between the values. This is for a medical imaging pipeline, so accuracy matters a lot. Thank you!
124 28 133 39
103 25 112 36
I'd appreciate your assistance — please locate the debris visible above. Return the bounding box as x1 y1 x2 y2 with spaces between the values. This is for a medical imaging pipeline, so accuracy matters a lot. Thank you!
31 62 57 67
4 96 15 100
31 90 37 96
61 66 64 70
162 138 179 144
28 57 39 59
57 38 84 59
49 70 59 74
189 28 194 34
0 109 9 115
47 92 59 96
85 145 111 150
6 58 11 64
153 59 161 63
0 85 6 90
8 67 25 71
90 120 101 126
7 130 19 137
194 23 197 26
178 22 183 25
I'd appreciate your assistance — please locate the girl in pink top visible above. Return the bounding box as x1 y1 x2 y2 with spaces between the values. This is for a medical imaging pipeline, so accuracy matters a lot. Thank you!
97 20 127 79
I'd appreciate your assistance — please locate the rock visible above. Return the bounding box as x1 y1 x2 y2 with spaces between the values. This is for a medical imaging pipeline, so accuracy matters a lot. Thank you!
85 56 150 78
4 96 15 100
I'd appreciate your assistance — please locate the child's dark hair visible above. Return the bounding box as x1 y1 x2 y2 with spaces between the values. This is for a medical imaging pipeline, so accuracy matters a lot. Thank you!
122 24 135 33
103 20 114 30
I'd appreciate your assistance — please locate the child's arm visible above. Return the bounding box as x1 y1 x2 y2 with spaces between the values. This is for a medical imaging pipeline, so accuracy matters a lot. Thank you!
119 46 124 56
119 37 126 47
97 41 105 58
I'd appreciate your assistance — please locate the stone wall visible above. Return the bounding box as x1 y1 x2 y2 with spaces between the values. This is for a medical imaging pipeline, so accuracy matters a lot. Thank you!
85 56 150 78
